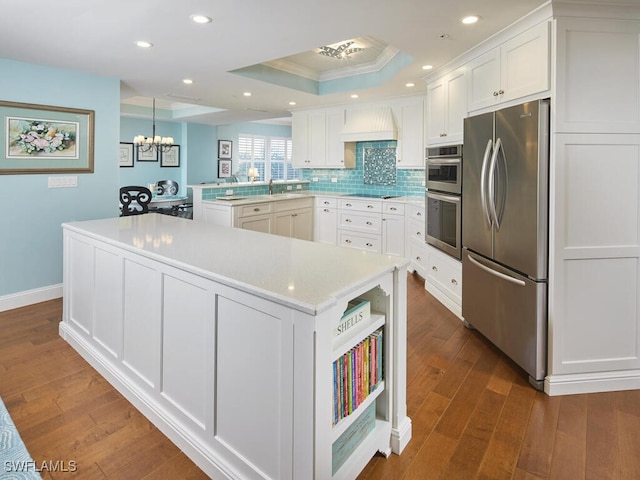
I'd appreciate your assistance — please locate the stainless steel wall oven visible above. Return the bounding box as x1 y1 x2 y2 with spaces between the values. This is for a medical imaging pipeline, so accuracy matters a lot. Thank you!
425 145 463 259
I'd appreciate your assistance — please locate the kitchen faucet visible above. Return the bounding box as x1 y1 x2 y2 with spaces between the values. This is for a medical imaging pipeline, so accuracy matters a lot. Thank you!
269 179 273 195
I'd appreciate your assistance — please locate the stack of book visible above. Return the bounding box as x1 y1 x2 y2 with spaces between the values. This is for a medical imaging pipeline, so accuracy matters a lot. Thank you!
332 328 383 426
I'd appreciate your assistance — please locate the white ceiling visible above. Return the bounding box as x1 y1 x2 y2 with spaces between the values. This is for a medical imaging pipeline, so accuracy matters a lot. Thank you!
0 0 613 126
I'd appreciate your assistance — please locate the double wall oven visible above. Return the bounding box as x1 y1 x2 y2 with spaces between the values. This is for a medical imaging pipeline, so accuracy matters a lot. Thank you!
425 144 463 259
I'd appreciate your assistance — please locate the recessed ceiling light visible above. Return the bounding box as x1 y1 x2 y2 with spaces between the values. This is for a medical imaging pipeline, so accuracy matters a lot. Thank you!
191 14 212 24
243 92 252 97
135 41 153 48
183 79 193 85
289 101 297 106
350 94 359 99
405 82 415 88
462 15 479 25
422 65 433 71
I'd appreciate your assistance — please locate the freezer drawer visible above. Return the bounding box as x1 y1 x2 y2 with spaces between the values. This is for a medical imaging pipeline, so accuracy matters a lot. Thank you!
462 249 547 384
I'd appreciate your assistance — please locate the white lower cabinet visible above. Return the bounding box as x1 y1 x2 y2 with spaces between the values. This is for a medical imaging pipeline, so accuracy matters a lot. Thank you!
315 196 338 245
338 199 383 253
198 197 313 240
425 245 462 319
405 203 428 278
382 202 405 257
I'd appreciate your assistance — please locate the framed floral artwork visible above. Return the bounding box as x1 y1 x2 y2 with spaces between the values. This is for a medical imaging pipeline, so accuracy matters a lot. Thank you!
0 100 94 174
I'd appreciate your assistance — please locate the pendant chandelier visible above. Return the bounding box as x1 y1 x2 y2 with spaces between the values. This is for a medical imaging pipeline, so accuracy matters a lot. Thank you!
133 98 174 153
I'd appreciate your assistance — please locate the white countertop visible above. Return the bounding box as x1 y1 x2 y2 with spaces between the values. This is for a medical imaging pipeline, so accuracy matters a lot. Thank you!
63 214 408 315
203 191 424 207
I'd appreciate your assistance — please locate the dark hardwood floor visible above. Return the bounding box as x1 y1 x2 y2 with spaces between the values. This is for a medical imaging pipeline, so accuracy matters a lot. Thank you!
1 273 639 479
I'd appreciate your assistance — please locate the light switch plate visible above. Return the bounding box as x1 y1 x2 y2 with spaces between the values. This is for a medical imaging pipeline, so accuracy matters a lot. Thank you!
48 176 78 188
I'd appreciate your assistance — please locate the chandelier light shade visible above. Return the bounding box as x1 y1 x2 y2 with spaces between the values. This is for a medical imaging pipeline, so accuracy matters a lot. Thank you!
133 98 174 153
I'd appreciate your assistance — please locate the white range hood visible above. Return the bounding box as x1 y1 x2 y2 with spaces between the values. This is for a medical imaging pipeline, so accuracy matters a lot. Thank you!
341 106 398 142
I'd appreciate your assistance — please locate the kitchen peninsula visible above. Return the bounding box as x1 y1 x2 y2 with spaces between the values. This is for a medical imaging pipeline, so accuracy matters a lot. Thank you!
60 214 411 480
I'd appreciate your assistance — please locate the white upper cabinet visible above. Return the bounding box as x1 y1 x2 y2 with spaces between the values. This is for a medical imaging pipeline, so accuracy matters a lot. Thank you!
292 109 355 169
468 21 550 112
392 96 425 168
426 67 467 146
555 17 640 134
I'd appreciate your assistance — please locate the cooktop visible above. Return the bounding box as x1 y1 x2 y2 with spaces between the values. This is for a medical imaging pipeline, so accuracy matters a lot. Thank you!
343 193 401 199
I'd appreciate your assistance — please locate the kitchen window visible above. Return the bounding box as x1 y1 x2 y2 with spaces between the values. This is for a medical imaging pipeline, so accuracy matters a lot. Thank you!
237 135 300 182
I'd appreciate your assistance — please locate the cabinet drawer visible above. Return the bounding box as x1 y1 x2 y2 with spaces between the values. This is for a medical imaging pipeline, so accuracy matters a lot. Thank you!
408 242 429 274
236 202 273 217
339 211 382 233
338 231 381 253
273 197 313 212
315 196 338 208
339 198 382 213
406 204 425 223
427 254 462 304
408 218 425 243
383 202 405 215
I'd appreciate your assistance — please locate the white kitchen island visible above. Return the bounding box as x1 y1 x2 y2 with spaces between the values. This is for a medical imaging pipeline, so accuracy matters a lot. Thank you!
60 214 411 480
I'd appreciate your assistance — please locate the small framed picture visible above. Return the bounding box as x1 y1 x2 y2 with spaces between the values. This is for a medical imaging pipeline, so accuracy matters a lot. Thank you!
119 142 134 168
137 145 158 162
161 145 180 167
218 159 232 178
218 139 232 159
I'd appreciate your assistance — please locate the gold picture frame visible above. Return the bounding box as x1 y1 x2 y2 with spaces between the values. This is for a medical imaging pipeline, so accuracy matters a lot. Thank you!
0 100 94 174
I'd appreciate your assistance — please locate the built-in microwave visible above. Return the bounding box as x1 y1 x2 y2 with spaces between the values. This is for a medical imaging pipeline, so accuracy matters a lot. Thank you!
426 144 462 195
426 190 461 260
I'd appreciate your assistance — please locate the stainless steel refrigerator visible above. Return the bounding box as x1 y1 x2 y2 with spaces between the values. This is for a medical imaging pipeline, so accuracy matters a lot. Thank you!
462 99 549 389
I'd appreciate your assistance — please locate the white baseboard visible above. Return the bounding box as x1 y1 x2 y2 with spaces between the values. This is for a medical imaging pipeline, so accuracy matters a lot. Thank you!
0 284 62 313
545 370 640 396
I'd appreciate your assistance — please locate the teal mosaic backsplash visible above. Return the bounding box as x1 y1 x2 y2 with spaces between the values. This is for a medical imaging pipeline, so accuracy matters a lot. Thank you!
302 141 424 197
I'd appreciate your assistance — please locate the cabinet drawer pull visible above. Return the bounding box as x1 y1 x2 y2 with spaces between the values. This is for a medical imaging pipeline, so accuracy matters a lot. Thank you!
366 221 373 225
345 239 352 244
390 207 397 211
432 266 438 272
346 203 352 207
323 201 330 205
416 212 422 216
416 256 422 261
345 218 352 223
498 89 504 95
493 91 500 96
416 231 421 236
440 133 447 137
451 279 458 285
367 205 374 209
366 243 373 247
323 208 330 213
253 207 261 212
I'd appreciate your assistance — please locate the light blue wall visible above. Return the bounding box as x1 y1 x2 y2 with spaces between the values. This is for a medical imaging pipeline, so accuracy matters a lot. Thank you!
0 59 120 297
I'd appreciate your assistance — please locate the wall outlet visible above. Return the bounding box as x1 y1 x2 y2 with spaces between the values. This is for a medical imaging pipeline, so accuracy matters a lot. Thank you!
312 177 319 182
296 184 302 190
331 177 338 183
287 185 292 190
226 189 233 196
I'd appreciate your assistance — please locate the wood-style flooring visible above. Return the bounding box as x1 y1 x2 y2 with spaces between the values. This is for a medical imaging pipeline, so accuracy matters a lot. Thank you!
1 272 639 479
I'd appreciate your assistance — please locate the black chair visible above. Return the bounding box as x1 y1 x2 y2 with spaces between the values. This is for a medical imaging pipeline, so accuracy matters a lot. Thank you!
156 180 179 196
120 186 152 216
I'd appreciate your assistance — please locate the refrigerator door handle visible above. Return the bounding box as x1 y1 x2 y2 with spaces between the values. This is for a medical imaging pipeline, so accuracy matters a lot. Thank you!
480 139 493 227
488 137 502 230
467 253 526 287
